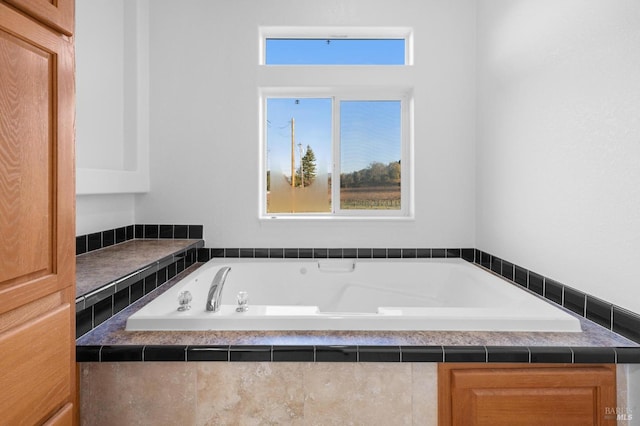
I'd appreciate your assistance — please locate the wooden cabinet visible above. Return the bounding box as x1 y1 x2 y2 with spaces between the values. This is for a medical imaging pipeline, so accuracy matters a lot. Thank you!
0 0 76 424
439 363 617 426
2 0 73 35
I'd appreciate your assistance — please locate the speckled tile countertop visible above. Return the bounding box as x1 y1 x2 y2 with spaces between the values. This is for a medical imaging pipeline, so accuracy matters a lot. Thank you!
76 239 203 298
77 263 638 348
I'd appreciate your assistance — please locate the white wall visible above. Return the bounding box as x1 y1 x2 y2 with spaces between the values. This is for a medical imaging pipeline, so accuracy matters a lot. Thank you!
76 194 135 235
75 0 150 233
476 0 640 313
76 0 126 171
134 0 477 248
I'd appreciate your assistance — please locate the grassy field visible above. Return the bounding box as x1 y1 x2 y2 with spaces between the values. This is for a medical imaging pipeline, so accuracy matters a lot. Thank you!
267 185 401 212
340 186 401 210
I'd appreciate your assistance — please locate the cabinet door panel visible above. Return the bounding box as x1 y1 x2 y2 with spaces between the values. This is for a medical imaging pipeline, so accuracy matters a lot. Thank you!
0 306 71 425
0 28 54 287
0 1 75 315
3 0 73 35
460 388 597 425
439 363 616 426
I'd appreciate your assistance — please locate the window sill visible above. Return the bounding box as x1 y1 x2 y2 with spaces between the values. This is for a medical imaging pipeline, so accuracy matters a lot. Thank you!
259 215 415 222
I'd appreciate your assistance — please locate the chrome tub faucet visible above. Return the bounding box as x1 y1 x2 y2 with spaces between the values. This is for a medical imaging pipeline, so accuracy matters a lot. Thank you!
206 266 231 312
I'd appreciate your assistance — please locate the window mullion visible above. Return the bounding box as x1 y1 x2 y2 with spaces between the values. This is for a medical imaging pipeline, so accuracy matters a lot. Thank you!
332 96 341 214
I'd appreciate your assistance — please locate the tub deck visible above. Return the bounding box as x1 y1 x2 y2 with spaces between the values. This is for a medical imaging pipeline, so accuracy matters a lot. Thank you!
78 264 637 350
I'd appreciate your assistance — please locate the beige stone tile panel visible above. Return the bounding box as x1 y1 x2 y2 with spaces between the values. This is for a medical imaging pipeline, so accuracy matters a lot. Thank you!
196 362 305 425
302 363 413 425
411 363 438 426
79 362 196 426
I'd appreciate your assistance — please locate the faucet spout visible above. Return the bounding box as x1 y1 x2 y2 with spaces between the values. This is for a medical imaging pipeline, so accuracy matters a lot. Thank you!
206 266 231 312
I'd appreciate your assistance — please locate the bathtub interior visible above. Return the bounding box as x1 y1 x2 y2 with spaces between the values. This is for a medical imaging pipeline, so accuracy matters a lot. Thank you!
210 259 510 312
125 258 583 332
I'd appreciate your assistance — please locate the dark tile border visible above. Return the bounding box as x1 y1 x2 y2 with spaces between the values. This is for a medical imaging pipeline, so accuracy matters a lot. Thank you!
144 345 186 362
186 346 229 361
230 345 272 362
400 346 444 362
444 346 487 363
76 224 203 255
196 247 473 261
76 345 640 364
273 346 315 362
76 345 101 362
572 347 616 364
359 346 401 362
586 296 613 329
487 346 530 363
529 346 573 363
316 345 358 362
563 287 586 316
101 345 144 362
474 250 640 345
613 307 640 343
616 347 640 363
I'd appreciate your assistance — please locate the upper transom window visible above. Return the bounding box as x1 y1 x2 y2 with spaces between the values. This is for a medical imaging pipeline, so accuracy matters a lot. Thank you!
265 38 406 65
260 27 413 66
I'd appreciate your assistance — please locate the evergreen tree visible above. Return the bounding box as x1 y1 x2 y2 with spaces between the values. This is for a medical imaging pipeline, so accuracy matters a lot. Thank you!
296 145 317 187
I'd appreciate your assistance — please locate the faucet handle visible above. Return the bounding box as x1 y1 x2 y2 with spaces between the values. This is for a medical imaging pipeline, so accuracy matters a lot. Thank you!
177 291 192 311
236 291 249 312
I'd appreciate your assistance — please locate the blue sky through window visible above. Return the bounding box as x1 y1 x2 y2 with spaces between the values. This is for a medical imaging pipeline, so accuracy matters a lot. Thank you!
266 98 401 175
266 98 332 176
265 39 405 65
341 101 401 173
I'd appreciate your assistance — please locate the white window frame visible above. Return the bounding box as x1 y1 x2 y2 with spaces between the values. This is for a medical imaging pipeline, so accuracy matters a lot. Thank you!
260 88 413 219
258 27 414 220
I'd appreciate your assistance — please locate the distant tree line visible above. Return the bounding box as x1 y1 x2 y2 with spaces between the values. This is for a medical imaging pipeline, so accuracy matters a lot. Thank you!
340 161 401 188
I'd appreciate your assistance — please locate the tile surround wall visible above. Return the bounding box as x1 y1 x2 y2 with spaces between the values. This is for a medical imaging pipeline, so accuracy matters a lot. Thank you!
473 249 640 344
76 224 204 255
75 224 203 338
73 223 640 347
193 246 640 346
75 249 199 339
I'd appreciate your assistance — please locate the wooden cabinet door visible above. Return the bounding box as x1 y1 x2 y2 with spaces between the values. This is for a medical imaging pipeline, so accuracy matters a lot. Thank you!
0 2 76 424
2 0 74 35
439 363 617 426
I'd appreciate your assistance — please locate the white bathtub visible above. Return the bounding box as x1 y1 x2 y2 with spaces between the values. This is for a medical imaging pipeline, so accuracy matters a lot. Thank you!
125 258 582 332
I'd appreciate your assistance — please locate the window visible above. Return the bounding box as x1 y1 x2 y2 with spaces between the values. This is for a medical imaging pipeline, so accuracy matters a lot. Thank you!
265 38 406 65
339 100 402 211
260 28 413 219
263 92 410 217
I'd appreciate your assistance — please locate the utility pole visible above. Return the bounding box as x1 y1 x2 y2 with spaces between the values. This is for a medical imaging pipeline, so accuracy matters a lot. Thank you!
291 118 295 188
